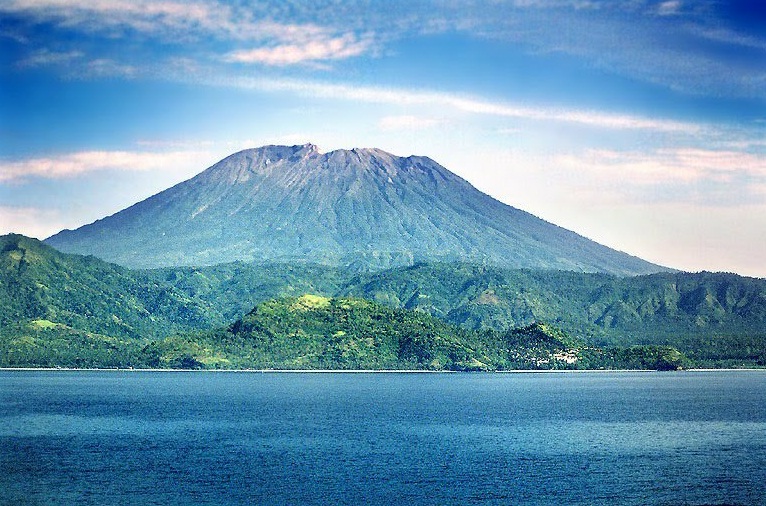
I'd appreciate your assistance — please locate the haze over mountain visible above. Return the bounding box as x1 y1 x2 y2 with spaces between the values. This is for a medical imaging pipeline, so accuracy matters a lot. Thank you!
46 144 664 275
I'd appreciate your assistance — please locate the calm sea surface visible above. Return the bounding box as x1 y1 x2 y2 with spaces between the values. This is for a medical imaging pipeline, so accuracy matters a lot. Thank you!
2 370 765 505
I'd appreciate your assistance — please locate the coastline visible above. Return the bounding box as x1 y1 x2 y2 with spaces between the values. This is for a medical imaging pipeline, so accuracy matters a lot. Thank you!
2 367 764 373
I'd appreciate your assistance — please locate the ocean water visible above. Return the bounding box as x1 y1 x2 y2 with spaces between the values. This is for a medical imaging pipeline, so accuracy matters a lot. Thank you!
1 371 765 506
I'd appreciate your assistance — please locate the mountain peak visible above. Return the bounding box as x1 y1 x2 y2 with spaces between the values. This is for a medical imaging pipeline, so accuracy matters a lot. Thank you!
45 144 667 275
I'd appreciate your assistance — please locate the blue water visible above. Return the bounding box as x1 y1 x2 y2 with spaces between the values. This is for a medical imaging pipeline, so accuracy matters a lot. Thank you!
2 371 766 505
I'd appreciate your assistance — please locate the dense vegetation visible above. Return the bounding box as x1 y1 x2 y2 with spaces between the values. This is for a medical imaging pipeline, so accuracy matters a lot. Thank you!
148 261 347 323
0 234 213 337
1 234 764 368
340 263 766 365
147 261 766 366
190 294 493 371
0 320 148 369
1 294 688 371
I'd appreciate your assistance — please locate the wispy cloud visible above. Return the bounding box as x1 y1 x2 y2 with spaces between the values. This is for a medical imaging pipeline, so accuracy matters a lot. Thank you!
556 147 766 205
692 26 766 51
0 150 210 182
136 139 216 149
84 58 139 78
226 76 702 133
576 148 766 183
225 33 372 66
454 3 766 100
505 0 600 8
17 48 83 67
656 1 682 16
2 0 237 38
3 0 375 66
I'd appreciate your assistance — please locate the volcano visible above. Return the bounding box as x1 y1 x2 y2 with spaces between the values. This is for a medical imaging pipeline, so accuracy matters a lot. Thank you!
46 144 664 275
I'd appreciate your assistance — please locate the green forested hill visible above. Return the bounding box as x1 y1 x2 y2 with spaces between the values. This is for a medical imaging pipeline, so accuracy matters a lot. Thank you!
171 295 685 371
0 235 349 336
1 235 764 367
340 264 766 364
147 261 348 323
68 294 685 371
191 294 499 370
0 234 213 338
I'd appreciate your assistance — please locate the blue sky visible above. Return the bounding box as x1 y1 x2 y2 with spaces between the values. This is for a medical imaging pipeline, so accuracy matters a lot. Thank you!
1 0 765 276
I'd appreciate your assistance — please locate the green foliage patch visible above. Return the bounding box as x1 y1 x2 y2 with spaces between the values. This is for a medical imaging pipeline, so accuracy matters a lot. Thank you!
0 235 763 369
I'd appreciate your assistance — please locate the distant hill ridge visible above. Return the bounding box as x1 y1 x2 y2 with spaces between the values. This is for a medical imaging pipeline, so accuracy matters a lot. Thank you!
1 234 764 367
46 144 664 275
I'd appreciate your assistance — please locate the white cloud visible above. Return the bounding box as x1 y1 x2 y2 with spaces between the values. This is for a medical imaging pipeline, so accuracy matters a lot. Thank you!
480 5 766 100
693 26 766 51
565 148 766 183
4 0 376 67
2 0 237 37
136 139 216 149
508 0 600 8
7 0 765 100
722 139 766 150
0 150 211 182
555 147 766 205
84 58 138 78
225 33 371 66
656 1 682 16
225 76 702 133
17 49 83 67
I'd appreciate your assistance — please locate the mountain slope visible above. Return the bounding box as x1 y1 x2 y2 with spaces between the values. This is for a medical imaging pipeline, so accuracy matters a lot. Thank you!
339 263 766 363
1 288 686 371
1 235 759 367
46 144 663 275
205 295 687 371
208 294 496 370
0 233 355 339
0 234 213 339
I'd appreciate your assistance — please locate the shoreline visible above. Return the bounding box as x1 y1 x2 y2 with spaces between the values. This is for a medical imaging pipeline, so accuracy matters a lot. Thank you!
1 367 764 373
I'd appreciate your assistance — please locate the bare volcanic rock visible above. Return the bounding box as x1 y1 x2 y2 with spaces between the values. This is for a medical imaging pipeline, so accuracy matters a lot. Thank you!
46 144 664 274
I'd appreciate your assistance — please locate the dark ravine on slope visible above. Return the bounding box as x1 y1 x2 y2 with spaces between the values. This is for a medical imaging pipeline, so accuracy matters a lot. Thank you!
46 144 664 275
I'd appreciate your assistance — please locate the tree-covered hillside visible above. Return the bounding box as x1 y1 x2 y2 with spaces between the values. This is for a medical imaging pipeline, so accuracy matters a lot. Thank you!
148 261 348 323
0 235 348 339
1 292 688 371
1 235 764 367
180 295 686 371
0 234 213 338
340 263 766 364
193 294 499 371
